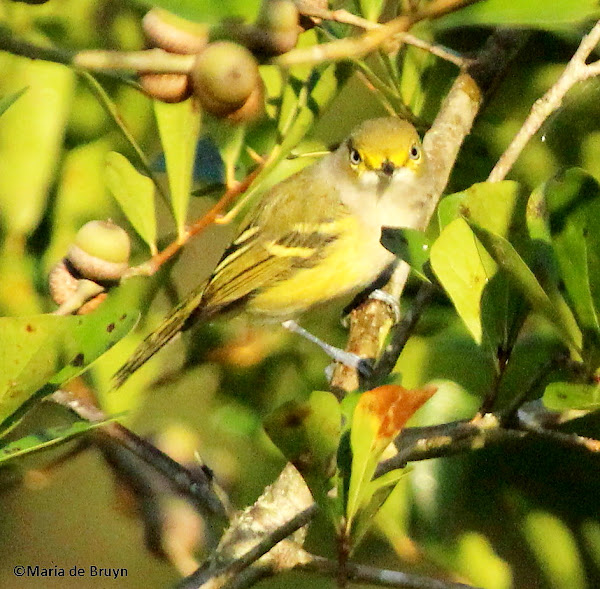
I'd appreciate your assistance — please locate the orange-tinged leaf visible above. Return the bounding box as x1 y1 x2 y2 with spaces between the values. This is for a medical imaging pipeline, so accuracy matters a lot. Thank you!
346 384 436 526
358 384 437 448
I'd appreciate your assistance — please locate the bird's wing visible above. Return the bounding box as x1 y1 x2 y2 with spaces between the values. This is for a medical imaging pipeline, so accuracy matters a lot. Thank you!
200 170 347 313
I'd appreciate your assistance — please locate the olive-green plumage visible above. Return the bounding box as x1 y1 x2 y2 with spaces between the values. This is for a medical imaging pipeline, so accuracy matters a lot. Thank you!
113 117 429 388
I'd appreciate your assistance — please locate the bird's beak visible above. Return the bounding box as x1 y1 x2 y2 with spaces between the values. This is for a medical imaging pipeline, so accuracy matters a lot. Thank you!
380 160 395 177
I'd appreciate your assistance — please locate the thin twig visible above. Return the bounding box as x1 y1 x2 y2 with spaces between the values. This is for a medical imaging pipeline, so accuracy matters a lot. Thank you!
277 0 480 68
124 165 264 277
302 5 470 68
50 389 228 518
78 71 169 206
516 414 600 452
299 554 482 589
488 19 600 182
74 47 195 74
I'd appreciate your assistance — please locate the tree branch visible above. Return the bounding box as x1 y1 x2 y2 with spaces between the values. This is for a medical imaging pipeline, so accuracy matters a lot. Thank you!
299 554 482 589
488 19 600 182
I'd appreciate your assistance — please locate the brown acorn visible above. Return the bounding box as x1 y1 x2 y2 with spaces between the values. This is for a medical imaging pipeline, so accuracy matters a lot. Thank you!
141 8 208 103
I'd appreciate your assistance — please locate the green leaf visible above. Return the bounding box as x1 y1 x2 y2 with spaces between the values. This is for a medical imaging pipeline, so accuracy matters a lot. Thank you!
0 303 138 430
234 59 350 215
358 0 385 21
346 384 435 526
437 191 464 229
264 390 341 506
0 415 124 464
0 60 74 236
432 181 530 347
469 222 581 354
437 0 600 29
380 227 431 281
154 99 201 238
0 87 27 118
351 468 411 550
543 382 600 411
105 152 157 254
522 511 586 589
430 218 496 343
455 532 512 589
141 0 259 24
454 180 527 240
542 169 600 346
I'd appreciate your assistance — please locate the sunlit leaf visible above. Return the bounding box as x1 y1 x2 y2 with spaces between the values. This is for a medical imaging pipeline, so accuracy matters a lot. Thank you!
0 303 138 430
141 0 259 23
351 467 411 550
430 218 495 343
105 151 157 254
542 381 600 411
455 532 512 589
0 415 124 464
469 222 582 354
154 99 201 237
358 0 385 21
437 0 600 29
523 511 586 589
346 384 436 525
0 60 74 235
0 87 27 118
380 227 431 281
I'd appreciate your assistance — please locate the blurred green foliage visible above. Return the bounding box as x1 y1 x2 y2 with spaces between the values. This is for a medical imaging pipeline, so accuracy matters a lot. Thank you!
0 0 600 588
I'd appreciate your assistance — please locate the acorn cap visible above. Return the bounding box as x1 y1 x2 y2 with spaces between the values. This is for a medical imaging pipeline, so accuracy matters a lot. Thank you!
67 220 130 282
225 80 265 124
143 8 208 55
140 73 192 103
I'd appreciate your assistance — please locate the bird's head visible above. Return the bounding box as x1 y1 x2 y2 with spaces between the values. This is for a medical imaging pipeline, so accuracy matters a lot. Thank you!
343 117 426 189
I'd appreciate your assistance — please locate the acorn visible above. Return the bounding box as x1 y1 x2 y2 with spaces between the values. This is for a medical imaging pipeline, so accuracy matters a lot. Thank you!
255 0 300 55
141 8 208 103
190 41 260 118
67 220 131 282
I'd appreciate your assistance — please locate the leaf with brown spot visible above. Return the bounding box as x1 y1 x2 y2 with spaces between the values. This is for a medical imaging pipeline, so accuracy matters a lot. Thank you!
0 301 138 431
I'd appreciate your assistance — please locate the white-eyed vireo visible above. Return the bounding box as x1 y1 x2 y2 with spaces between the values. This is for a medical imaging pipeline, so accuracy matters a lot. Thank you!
113 117 429 387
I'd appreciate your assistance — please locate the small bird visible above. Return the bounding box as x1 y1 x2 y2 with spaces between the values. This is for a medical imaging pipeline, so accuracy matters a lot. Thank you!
113 117 429 388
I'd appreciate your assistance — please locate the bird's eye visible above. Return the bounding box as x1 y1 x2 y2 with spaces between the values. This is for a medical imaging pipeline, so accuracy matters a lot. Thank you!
349 148 362 165
409 144 420 160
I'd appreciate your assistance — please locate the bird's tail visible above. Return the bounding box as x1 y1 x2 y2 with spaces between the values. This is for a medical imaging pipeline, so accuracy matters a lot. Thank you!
111 281 208 389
